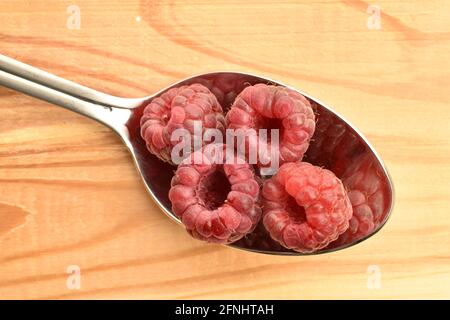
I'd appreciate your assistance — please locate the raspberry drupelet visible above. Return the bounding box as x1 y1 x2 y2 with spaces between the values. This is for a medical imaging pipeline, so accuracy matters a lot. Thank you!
262 162 353 253
169 144 262 244
140 83 226 164
226 84 316 167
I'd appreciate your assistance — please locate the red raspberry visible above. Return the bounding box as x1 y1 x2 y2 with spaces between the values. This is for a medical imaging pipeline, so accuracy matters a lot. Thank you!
235 222 287 252
169 144 262 244
305 106 364 177
140 83 225 164
226 84 315 168
262 162 352 253
195 74 249 111
329 153 391 248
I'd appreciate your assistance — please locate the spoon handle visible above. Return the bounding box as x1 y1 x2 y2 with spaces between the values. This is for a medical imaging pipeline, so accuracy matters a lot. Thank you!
0 54 143 109
0 68 131 137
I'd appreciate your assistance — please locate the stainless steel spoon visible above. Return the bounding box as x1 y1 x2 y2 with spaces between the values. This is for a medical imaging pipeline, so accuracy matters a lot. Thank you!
0 54 394 255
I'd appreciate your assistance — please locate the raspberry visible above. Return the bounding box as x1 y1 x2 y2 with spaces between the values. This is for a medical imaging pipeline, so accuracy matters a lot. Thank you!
226 84 315 168
328 153 391 248
140 83 225 164
195 74 249 111
305 107 365 177
169 144 262 244
262 162 352 253
235 222 287 252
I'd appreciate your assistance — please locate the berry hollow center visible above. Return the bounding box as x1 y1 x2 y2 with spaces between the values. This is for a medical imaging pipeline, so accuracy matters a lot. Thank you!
256 117 284 143
161 109 170 125
285 196 307 224
197 169 231 210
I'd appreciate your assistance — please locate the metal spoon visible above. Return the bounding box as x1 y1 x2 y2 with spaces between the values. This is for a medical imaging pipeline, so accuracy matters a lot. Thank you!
0 54 394 255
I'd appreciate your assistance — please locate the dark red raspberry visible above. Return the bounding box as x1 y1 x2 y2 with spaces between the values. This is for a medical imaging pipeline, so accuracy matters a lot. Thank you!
226 84 315 168
262 162 352 253
140 83 225 164
235 221 287 252
329 153 391 247
169 144 262 244
304 106 366 178
195 74 250 111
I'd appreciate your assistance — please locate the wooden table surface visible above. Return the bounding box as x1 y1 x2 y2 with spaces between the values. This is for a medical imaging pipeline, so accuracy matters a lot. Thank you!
1 0 449 299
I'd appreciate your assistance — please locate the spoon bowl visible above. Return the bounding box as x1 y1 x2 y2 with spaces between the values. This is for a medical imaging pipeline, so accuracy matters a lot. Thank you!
0 55 394 255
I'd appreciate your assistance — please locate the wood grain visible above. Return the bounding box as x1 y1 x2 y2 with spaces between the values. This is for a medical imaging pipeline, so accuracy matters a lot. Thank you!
1 0 449 299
